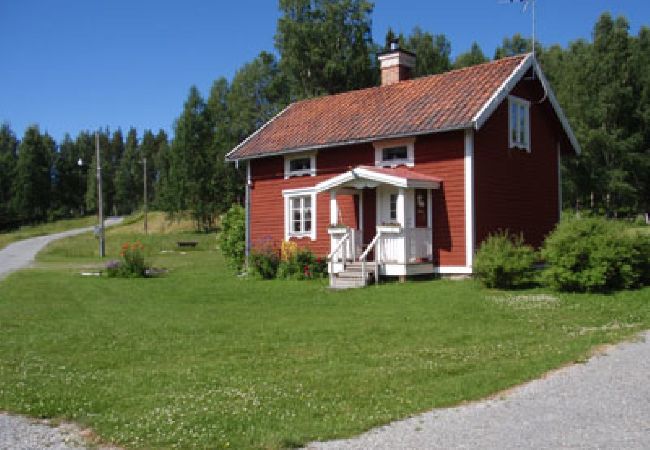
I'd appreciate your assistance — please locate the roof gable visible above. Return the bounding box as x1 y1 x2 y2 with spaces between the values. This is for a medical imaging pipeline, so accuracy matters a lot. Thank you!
227 54 580 161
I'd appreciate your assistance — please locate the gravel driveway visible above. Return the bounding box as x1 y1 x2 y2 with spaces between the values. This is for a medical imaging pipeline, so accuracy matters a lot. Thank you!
0 217 123 280
308 331 650 449
0 219 122 449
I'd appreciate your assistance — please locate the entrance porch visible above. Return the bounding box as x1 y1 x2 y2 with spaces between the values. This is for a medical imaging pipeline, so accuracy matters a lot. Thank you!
315 166 442 288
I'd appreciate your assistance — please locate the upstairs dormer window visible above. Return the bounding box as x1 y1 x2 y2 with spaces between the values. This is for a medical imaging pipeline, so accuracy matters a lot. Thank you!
509 96 530 151
374 138 415 167
284 152 316 178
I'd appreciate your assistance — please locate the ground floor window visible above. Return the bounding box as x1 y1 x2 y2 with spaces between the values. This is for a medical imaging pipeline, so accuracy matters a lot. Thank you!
283 191 316 240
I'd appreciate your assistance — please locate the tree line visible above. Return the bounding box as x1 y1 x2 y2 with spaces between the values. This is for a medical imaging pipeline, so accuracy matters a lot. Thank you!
1 1 648 231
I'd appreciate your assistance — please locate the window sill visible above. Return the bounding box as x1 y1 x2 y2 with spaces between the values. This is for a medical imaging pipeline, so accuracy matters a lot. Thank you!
376 160 414 168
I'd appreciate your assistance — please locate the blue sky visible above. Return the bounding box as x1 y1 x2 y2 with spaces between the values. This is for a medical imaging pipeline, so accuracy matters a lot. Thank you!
1 0 648 142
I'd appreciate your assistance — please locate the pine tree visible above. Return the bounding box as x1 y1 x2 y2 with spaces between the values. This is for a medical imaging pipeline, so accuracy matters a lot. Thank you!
275 0 376 97
453 42 488 69
162 86 215 229
52 134 86 217
403 27 451 77
115 128 141 214
13 126 53 222
0 123 18 228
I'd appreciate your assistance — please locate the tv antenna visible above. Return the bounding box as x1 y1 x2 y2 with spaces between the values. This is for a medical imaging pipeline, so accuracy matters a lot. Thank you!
500 0 537 60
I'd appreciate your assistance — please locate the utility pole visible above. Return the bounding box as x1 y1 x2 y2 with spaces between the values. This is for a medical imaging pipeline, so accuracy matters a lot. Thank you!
96 132 105 257
143 156 148 235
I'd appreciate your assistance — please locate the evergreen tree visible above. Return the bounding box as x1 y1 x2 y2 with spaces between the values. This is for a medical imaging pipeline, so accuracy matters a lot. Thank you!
453 42 488 69
84 130 111 214
0 123 18 228
115 128 141 214
403 27 451 77
13 126 53 222
162 86 215 229
52 134 86 217
275 0 376 97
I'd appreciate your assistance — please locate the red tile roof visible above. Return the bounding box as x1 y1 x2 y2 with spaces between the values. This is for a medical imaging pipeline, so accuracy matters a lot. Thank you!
357 165 442 184
227 54 529 160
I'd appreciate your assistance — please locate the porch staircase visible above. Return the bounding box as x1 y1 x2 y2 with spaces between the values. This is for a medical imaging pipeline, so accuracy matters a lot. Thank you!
330 262 377 289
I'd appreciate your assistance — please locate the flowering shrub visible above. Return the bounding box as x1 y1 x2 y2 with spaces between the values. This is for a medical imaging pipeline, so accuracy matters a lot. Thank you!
106 241 149 278
249 245 280 279
277 246 327 280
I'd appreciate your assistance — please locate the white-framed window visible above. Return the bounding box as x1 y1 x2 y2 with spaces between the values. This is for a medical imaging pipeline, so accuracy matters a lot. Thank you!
509 96 530 151
373 138 415 167
282 188 317 240
284 152 316 178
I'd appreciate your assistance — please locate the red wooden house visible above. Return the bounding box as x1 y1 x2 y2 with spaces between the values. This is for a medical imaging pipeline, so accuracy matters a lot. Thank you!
226 47 580 288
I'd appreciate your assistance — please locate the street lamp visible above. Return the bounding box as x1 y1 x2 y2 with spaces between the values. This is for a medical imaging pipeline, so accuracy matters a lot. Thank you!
77 135 104 258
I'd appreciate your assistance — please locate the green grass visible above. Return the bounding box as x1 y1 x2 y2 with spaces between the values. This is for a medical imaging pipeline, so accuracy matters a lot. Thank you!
0 228 649 448
0 216 98 250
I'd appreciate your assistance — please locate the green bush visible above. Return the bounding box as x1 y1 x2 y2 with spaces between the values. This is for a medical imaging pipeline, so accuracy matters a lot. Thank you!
277 248 327 280
106 241 149 278
473 231 536 289
218 205 245 271
541 217 649 292
249 246 280 279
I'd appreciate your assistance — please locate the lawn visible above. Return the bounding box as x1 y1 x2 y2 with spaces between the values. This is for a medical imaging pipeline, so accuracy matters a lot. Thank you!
0 223 648 448
0 216 98 250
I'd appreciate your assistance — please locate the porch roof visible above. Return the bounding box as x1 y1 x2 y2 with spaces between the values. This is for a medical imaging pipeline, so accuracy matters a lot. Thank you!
315 165 442 193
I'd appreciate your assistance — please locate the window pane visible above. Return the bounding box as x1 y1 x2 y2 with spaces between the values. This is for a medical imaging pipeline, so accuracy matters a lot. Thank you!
292 198 301 210
293 220 301 232
519 105 526 144
389 194 397 221
289 157 311 172
510 102 517 142
382 146 408 161
304 196 311 208
304 209 312 231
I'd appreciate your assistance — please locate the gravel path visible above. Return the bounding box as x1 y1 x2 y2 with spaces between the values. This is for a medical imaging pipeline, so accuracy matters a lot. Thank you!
308 331 650 450
0 218 123 449
0 217 122 280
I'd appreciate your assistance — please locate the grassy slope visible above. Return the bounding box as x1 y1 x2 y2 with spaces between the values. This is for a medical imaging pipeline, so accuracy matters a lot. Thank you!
0 225 648 448
0 216 97 250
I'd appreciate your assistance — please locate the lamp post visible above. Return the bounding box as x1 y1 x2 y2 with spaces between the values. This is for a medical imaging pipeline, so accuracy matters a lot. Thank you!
76 134 105 258
95 132 105 257
77 157 85 216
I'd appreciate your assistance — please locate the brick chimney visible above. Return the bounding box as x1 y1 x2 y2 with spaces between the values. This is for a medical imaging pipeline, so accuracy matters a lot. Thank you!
378 40 416 86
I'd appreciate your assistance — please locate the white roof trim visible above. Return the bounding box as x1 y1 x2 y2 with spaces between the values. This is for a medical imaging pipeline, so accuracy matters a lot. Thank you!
225 104 293 161
472 53 581 155
314 167 440 193
532 59 582 155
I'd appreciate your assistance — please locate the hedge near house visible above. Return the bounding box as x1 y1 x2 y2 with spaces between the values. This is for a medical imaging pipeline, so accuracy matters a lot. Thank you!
541 217 649 292
218 204 245 271
473 231 537 289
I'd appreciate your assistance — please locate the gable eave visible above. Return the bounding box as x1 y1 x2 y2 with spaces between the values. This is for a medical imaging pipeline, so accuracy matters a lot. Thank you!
471 53 581 156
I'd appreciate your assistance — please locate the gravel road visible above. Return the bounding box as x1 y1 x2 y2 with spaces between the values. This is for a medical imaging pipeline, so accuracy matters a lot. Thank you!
308 331 650 449
0 218 122 449
0 217 122 280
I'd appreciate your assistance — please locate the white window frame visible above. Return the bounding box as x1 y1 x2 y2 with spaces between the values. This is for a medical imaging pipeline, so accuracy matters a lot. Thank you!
284 152 316 179
373 138 415 167
508 96 531 152
282 188 317 240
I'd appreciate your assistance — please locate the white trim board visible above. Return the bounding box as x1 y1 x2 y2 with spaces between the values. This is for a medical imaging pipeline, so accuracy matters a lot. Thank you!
464 129 475 269
472 53 581 155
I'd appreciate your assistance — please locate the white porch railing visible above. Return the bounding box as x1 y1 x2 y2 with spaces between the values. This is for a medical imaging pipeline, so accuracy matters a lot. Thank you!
328 227 361 263
377 227 433 264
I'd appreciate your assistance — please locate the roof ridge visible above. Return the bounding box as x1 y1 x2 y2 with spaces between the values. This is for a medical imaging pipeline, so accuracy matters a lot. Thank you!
291 53 531 108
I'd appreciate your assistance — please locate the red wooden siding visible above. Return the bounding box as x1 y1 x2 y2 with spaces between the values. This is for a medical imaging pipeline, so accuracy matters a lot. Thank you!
414 132 466 266
248 131 467 267
474 72 567 248
249 143 373 256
